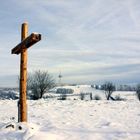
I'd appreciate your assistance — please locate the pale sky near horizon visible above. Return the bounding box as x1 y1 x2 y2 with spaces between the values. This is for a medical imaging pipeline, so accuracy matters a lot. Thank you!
0 0 140 87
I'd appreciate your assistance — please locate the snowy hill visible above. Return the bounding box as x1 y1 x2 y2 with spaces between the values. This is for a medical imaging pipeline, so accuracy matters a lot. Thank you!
0 86 140 140
45 85 136 101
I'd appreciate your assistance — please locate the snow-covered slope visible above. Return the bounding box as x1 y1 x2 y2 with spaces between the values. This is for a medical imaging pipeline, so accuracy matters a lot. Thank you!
0 88 140 140
45 85 136 101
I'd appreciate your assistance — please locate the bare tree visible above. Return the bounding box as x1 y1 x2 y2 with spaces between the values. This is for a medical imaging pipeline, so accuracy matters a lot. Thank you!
102 82 115 100
28 70 55 99
136 84 140 101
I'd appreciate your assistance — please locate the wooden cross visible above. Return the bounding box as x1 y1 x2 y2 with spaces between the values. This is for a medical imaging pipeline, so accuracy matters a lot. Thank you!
11 23 41 122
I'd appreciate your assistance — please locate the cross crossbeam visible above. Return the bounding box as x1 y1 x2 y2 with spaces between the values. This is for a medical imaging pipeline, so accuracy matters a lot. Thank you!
12 33 41 54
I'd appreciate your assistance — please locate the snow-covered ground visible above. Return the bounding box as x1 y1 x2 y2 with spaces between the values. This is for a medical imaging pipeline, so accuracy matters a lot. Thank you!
0 86 140 140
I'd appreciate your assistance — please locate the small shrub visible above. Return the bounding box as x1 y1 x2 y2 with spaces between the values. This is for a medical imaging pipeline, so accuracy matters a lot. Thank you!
136 92 140 101
94 95 101 100
80 93 85 100
57 94 67 100
89 93 93 100
136 84 140 101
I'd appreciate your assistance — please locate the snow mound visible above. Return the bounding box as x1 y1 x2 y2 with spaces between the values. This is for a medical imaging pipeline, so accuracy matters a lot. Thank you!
0 122 39 140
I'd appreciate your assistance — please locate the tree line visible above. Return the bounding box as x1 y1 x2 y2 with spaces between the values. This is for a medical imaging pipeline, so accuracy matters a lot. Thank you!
18 70 140 101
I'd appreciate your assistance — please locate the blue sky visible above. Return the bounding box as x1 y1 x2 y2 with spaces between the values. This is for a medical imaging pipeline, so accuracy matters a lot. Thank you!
0 0 140 87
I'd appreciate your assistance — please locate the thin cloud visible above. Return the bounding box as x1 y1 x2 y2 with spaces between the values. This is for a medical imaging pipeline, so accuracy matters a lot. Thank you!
0 0 140 86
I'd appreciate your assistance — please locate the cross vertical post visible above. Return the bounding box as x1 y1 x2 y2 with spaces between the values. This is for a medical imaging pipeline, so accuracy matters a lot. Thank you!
11 22 41 122
20 23 28 122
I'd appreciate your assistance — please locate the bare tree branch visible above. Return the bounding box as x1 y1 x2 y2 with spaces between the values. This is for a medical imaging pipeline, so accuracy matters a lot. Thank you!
27 70 55 99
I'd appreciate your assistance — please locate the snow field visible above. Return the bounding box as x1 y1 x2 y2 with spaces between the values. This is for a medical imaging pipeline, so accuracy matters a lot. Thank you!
0 86 140 140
